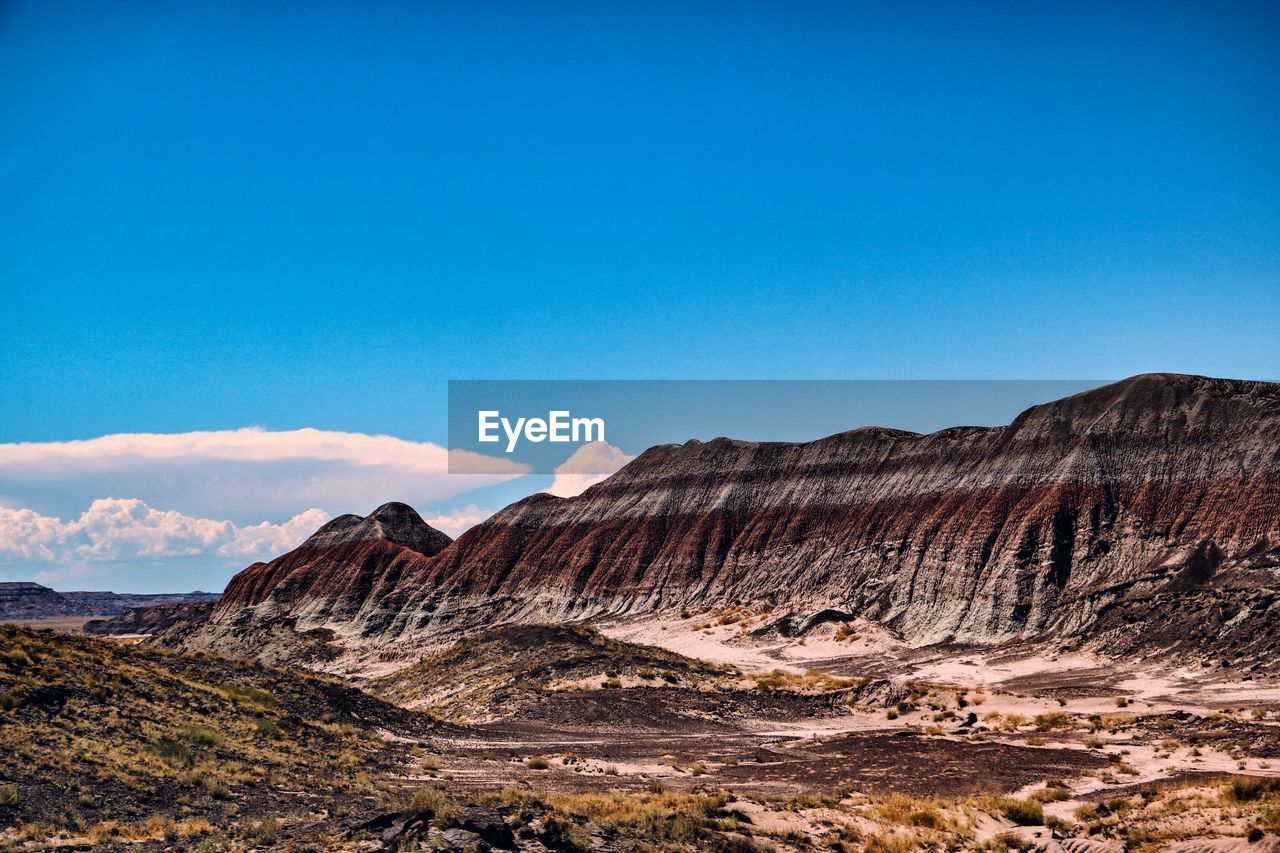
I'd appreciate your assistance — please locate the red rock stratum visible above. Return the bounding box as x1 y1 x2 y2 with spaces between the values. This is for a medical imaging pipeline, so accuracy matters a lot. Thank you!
200 374 1280 664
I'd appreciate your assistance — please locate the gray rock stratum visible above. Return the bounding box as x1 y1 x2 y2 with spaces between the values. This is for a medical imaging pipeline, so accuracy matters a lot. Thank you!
175 375 1280 668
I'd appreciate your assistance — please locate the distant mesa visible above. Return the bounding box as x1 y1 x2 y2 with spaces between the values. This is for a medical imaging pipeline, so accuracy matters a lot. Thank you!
0 582 219 622
83 600 218 636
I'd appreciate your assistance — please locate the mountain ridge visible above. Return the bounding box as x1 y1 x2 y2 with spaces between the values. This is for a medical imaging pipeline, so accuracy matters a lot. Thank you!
180 374 1280 669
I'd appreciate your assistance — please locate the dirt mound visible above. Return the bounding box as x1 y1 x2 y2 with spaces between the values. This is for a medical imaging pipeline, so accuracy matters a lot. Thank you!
373 623 735 721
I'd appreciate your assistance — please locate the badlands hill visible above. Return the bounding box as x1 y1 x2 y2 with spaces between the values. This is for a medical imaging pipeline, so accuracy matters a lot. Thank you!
177 374 1280 668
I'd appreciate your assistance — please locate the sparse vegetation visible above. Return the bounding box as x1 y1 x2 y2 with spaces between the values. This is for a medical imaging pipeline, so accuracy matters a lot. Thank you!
1033 711 1073 731
1224 775 1280 804
4 619 1278 851
750 668 859 692
0 623 429 849
403 785 458 826
503 788 739 847
1000 797 1045 826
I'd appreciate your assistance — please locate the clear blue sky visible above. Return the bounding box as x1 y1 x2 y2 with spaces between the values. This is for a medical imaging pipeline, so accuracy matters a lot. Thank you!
2 0 1278 446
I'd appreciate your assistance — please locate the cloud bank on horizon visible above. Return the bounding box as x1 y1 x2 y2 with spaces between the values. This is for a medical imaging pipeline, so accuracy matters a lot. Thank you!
0 499 330 564
0 428 632 591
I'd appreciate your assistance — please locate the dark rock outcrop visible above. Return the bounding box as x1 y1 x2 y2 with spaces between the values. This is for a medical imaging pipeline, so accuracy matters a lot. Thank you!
83 601 217 635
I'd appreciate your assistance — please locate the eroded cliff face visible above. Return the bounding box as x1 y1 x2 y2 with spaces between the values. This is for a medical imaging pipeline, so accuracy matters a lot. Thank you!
198 375 1280 662
213 501 451 628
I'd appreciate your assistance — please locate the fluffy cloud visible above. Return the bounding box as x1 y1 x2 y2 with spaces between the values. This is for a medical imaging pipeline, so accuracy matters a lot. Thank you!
0 499 329 564
421 504 494 538
0 429 631 589
0 428 526 523
545 442 635 498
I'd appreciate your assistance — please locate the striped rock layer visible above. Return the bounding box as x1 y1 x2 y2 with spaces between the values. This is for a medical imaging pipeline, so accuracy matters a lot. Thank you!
203 375 1280 663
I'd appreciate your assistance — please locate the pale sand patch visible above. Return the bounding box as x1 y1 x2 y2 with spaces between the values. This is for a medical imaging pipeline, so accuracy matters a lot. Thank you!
601 614 791 672
604 613 1280 716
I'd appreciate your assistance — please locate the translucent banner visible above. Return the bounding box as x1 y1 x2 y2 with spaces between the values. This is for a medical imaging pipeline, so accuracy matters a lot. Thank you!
447 379 1106 474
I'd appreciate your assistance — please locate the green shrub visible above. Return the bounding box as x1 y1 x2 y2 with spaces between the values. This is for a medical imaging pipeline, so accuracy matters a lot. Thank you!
1001 798 1044 826
147 739 193 768
908 809 941 828
1032 784 1071 803
404 785 458 826
1225 776 1278 803
221 683 279 708
181 725 223 747
252 717 282 739
1033 712 1073 731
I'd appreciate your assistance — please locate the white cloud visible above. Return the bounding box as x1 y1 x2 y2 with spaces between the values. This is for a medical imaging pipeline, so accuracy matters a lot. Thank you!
217 508 332 557
0 428 527 523
0 499 329 564
545 442 635 498
0 428 622 588
0 506 64 562
422 504 493 538
0 427 462 469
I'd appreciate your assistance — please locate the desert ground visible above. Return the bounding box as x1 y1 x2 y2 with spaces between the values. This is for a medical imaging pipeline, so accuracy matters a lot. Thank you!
3 610 1280 851
0 618 95 633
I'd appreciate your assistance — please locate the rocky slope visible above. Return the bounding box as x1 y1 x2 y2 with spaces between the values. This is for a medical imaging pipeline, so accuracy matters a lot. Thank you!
0 623 436 849
213 501 452 628
373 624 736 720
82 600 217 635
187 374 1280 666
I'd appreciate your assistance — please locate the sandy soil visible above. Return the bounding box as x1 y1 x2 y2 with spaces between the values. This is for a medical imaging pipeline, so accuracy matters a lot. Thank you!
602 612 1280 715
588 611 1280 812
0 616 95 632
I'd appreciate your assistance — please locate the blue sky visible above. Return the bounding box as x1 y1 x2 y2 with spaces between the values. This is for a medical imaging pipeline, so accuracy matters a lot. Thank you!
1 0 1278 590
